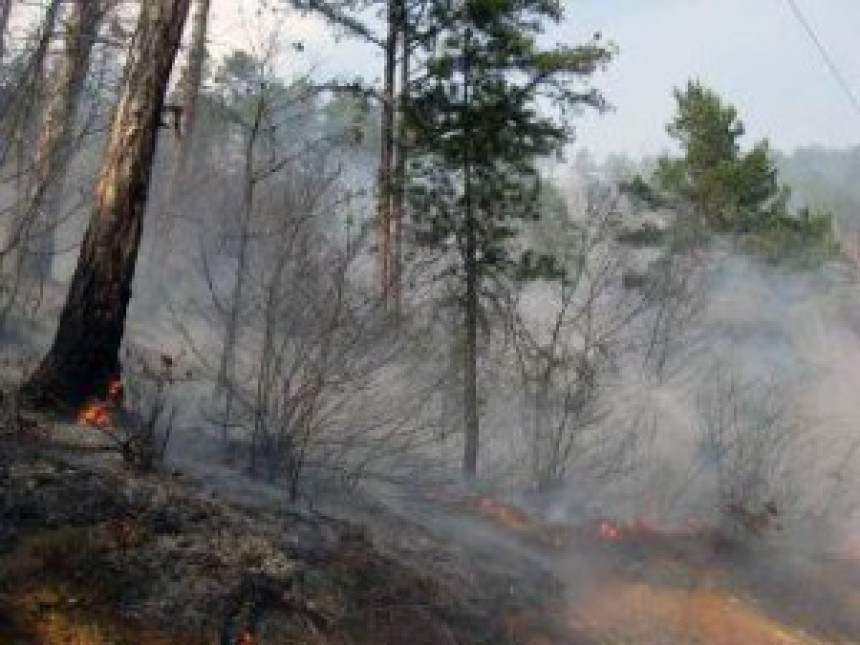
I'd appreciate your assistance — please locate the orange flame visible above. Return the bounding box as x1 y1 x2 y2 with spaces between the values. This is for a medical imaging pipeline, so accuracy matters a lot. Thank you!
77 401 112 428
76 375 122 429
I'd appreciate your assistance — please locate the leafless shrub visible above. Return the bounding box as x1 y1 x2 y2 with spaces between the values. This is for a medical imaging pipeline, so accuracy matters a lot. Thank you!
161 62 440 499
690 366 802 539
636 244 709 380
95 349 180 472
502 186 652 491
203 168 436 498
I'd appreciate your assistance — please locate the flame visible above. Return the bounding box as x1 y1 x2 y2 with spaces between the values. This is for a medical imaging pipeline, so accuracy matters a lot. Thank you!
76 375 122 429
77 401 112 428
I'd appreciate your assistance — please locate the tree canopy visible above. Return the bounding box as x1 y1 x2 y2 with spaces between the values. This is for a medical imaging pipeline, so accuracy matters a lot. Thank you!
636 80 835 262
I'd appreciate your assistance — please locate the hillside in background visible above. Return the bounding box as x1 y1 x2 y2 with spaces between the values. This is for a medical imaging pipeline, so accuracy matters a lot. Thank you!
776 146 860 251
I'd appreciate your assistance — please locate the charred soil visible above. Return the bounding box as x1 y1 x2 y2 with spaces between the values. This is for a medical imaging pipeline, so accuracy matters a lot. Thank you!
0 437 557 645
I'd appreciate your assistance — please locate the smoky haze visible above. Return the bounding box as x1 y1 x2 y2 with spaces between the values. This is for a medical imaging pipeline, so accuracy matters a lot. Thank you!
1 1 859 644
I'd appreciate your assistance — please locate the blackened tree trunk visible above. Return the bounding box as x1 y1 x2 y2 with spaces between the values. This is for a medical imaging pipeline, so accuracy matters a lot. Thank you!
21 0 192 409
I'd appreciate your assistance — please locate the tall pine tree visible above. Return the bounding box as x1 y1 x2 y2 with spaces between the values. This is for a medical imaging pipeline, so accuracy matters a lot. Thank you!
405 0 611 477
22 0 192 408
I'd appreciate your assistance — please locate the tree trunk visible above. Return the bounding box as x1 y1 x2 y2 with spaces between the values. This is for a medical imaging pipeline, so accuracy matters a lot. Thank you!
216 92 264 446
176 0 210 180
377 0 398 301
461 30 478 478
462 179 479 478
21 0 192 409
0 0 12 62
23 0 105 283
391 0 408 311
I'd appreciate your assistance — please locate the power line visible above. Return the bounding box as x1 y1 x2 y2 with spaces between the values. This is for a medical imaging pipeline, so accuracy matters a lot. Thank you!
782 0 860 118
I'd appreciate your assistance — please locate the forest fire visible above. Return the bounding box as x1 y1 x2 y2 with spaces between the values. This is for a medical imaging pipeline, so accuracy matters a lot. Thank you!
462 495 700 550
75 376 123 428
77 401 111 428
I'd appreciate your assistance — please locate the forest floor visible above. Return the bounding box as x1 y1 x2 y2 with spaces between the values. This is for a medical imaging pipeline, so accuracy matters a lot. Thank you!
0 424 563 645
1 420 859 645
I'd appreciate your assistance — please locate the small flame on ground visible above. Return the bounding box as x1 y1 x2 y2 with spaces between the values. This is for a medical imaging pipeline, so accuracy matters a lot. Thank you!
77 401 111 428
77 375 122 428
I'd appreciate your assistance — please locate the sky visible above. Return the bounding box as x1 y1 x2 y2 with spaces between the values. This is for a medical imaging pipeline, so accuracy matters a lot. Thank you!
206 0 860 160
564 0 860 158
8 0 853 160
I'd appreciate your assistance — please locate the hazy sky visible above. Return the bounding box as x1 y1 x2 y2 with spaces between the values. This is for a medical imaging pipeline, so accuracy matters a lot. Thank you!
207 0 860 158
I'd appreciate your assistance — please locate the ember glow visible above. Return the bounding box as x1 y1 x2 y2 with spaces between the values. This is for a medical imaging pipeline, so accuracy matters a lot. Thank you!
76 401 111 428
76 375 122 428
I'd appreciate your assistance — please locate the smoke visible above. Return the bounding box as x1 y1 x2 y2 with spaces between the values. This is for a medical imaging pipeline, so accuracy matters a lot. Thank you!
570 245 860 549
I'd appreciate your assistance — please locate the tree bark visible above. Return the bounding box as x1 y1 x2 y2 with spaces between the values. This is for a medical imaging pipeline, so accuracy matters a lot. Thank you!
23 0 105 282
0 0 12 62
391 0 408 311
462 171 479 478
377 0 398 301
216 93 264 446
176 0 211 180
461 29 478 478
21 0 192 409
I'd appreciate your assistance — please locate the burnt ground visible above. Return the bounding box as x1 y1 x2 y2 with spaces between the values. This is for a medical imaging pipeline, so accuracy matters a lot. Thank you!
2 425 859 645
0 435 562 645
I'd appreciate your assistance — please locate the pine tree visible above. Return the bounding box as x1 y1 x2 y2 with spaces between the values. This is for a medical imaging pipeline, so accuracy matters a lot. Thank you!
405 0 611 477
643 80 835 261
655 80 786 232
21 0 192 408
